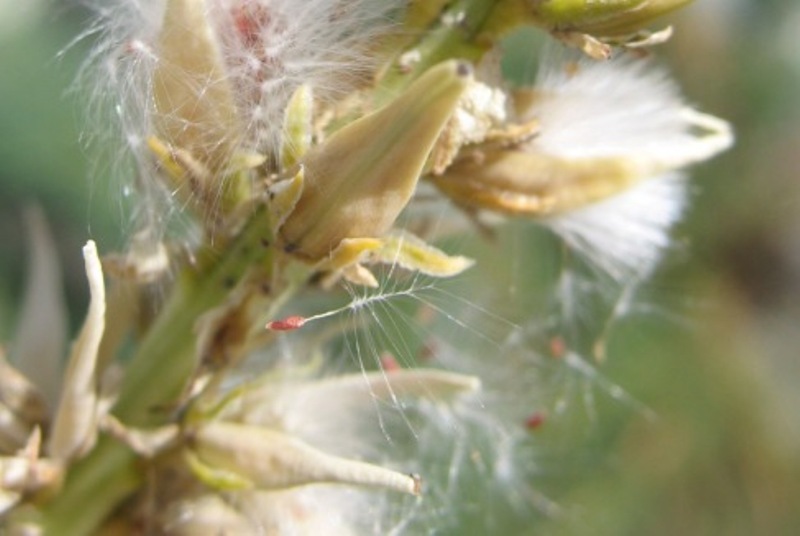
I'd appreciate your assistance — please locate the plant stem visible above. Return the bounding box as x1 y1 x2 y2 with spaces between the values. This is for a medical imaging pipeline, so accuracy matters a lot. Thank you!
377 0 498 100
40 205 275 534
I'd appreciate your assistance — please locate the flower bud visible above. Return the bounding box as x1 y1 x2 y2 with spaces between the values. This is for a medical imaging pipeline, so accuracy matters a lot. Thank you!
278 60 472 261
152 0 241 173
281 84 314 170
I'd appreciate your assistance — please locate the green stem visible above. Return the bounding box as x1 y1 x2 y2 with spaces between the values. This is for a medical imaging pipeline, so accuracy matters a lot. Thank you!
377 0 499 101
40 205 275 534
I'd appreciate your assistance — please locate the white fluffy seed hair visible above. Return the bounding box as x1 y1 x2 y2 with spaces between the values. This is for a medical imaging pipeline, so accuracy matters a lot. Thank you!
522 49 732 280
547 173 688 281
525 50 732 165
76 0 403 231
73 1 169 232
84 0 403 147
209 0 404 152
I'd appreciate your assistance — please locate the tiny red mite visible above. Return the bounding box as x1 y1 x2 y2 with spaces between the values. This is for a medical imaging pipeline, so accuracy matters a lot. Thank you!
266 315 306 331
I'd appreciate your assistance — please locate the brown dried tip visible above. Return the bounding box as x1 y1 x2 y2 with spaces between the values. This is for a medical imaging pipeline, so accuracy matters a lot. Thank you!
265 315 306 331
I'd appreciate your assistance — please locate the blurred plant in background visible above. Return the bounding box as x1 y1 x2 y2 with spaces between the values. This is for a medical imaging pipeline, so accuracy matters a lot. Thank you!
0 0 798 534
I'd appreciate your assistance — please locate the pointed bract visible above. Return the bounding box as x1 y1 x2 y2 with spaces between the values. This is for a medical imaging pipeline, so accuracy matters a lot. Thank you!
279 60 473 260
48 241 106 462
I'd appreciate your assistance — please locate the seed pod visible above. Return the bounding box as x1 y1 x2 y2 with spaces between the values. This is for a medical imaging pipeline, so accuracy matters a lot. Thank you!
431 149 643 216
531 0 693 37
279 60 472 261
188 421 420 495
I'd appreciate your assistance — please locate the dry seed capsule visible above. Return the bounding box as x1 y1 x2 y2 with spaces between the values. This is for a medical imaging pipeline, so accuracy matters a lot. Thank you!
430 149 644 217
279 61 472 261
189 421 420 495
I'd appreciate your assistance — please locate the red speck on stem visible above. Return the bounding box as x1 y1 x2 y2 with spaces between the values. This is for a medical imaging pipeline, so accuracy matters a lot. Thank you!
524 411 547 431
266 315 306 331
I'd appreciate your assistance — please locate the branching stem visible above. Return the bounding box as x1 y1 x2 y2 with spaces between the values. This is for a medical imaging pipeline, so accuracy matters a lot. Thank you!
40 204 275 534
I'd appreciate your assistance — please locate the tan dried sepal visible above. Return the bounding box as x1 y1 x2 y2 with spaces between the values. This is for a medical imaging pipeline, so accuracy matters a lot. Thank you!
429 79 510 175
371 232 474 278
48 241 106 462
0 353 47 453
611 25 674 49
312 238 383 289
0 430 63 514
102 231 170 284
338 264 380 288
555 25 675 59
553 31 613 60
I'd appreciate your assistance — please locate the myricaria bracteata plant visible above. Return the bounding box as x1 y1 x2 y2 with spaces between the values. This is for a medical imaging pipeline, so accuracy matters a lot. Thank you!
1 0 731 533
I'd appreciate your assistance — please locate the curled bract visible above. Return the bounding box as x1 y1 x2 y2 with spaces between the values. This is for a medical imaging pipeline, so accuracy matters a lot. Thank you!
48 241 107 463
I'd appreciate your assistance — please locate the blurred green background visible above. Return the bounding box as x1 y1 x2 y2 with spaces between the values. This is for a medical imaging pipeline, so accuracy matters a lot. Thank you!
1 1 799 534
